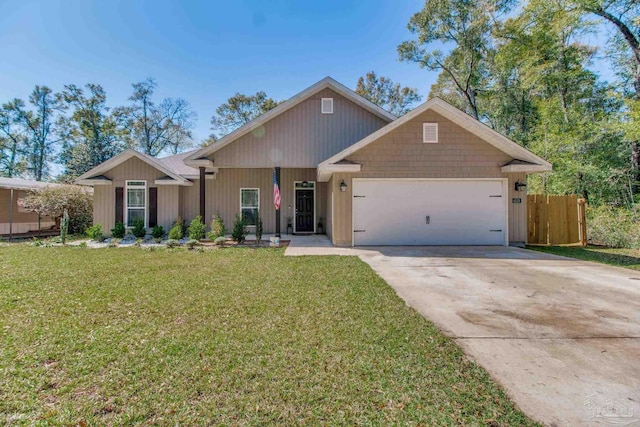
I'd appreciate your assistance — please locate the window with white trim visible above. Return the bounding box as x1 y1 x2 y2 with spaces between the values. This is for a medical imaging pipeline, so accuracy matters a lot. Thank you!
423 123 438 143
321 98 333 114
126 180 146 227
240 188 259 226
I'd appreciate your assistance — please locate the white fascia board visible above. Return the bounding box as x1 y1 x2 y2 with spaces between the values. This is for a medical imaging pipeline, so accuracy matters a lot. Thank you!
317 163 362 182
501 164 552 173
76 179 112 186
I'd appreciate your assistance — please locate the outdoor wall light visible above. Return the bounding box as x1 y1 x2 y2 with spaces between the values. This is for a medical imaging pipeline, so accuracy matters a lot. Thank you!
339 180 347 192
515 181 527 192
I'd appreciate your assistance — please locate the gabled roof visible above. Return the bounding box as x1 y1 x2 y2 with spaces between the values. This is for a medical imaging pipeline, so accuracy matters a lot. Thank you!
319 97 552 174
157 149 199 176
76 149 192 186
185 77 397 165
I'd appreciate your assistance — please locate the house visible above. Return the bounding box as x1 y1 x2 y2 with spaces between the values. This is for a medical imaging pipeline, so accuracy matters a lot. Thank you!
77 77 551 246
0 177 60 236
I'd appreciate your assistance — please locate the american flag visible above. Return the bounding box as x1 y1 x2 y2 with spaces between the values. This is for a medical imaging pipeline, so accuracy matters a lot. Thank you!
273 168 281 210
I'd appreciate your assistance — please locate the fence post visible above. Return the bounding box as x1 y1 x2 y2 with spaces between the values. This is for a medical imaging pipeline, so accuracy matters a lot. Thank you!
578 198 587 246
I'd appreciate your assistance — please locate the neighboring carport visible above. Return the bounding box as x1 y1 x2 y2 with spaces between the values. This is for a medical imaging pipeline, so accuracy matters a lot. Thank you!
359 246 640 426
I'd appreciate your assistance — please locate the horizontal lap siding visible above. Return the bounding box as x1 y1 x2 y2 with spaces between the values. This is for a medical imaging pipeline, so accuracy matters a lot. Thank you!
331 110 522 246
180 168 324 234
211 89 388 168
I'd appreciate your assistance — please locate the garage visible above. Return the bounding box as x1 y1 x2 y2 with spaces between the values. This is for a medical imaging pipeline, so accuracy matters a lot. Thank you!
352 179 508 246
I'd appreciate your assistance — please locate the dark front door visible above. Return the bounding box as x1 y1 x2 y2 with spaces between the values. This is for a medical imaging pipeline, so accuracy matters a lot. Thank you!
295 189 314 232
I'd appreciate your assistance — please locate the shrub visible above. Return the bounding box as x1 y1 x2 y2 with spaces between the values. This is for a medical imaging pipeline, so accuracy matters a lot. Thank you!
188 216 206 240
108 238 120 248
168 217 184 240
587 205 640 248
78 241 87 248
255 210 263 243
22 185 93 234
85 224 104 242
231 214 247 243
214 236 226 246
151 225 165 239
165 239 180 248
208 214 226 240
111 221 126 238
131 218 146 238
186 239 199 249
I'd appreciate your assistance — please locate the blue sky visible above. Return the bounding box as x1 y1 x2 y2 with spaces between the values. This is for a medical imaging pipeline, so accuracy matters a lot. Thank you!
0 0 613 146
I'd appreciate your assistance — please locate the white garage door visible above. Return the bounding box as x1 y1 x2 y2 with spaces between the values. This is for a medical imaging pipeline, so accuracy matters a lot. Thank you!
352 179 507 246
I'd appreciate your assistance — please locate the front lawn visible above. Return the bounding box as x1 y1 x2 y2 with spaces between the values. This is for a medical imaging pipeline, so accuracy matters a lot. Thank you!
0 246 537 425
527 245 640 270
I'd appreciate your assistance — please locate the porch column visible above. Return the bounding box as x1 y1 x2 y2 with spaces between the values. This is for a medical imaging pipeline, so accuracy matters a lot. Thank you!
199 167 206 220
275 167 281 238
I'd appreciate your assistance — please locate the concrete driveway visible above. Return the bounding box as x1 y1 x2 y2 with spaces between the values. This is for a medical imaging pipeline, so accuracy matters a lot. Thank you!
358 246 640 427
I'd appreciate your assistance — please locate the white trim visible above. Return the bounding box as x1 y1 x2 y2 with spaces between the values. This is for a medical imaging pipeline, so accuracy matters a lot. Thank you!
76 149 191 186
185 77 396 164
319 98 552 178
501 164 550 173
293 181 316 234
350 178 509 247
240 187 260 226
423 123 438 143
321 98 333 114
125 180 147 228
77 178 112 186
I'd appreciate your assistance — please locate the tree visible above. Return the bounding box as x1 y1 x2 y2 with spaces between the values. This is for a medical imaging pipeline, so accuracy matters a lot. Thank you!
0 101 28 177
116 78 196 156
22 185 93 234
58 84 124 180
398 0 516 119
6 86 63 180
209 91 279 139
355 72 421 116
571 0 640 193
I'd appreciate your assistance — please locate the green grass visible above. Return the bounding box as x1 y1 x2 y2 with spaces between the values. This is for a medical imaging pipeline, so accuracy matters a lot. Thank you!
0 246 537 426
528 245 640 270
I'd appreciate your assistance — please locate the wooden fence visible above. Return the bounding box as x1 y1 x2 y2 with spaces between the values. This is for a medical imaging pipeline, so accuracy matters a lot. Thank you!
527 195 587 245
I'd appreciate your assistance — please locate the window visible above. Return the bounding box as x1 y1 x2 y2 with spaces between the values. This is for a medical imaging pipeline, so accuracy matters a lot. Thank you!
126 180 146 227
423 123 438 143
240 188 259 226
321 98 333 114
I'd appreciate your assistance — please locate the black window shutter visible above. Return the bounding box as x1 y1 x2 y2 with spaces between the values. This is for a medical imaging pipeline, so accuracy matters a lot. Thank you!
115 187 124 224
149 187 158 228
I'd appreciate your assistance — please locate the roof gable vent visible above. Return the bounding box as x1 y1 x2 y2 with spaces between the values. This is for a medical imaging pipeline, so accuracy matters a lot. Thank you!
321 98 333 114
423 123 438 143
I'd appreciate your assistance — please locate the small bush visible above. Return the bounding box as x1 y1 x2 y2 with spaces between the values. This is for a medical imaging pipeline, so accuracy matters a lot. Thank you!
255 211 263 244
111 221 126 238
151 225 165 239
153 237 162 244
186 239 199 249
78 241 88 248
168 217 184 240
214 236 226 246
134 238 143 247
208 214 226 240
231 214 247 243
131 218 146 238
108 238 120 248
188 216 206 240
165 239 180 248
85 224 104 242
587 205 640 248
